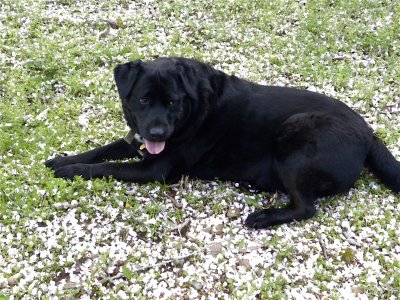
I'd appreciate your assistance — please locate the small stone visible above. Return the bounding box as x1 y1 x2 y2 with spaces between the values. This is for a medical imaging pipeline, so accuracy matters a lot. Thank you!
254 267 263 277
237 258 251 271
62 282 81 290
7 273 22 286
191 280 203 291
202 226 212 234
227 207 241 219
208 242 223 257
351 286 365 295
214 223 224 235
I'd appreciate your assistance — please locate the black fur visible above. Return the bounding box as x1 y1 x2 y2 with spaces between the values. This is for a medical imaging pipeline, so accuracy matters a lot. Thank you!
45 57 400 229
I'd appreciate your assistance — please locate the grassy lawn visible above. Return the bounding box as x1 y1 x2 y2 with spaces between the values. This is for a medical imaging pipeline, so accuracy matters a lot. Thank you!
1 0 399 299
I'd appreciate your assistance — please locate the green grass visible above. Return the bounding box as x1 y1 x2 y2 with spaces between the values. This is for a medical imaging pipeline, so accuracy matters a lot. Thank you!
1 0 399 299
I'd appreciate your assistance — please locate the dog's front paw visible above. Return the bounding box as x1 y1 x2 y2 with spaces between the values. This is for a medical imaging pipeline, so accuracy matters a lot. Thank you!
45 156 75 170
54 163 91 180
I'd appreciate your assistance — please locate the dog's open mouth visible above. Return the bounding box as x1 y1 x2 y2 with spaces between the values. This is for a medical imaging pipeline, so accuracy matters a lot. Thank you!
144 139 165 155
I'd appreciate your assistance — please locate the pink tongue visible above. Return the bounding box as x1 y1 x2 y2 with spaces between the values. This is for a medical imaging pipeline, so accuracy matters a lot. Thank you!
144 139 165 155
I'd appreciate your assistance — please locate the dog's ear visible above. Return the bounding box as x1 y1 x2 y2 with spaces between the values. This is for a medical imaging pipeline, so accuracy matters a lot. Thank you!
176 64 197 100
176 62 213 100
198 78 213 100
114 60 142 99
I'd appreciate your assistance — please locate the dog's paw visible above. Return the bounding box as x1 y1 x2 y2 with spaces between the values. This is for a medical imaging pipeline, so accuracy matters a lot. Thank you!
245 211 267 229
45 156 75 170
245 207 315 229
245 209 278 229
54 163 91 180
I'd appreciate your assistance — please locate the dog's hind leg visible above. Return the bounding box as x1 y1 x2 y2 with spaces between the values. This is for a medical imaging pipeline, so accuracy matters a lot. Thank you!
245 189 316 229
245 112 370 229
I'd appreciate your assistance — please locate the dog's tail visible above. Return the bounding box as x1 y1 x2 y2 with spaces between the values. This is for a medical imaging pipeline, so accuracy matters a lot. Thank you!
366 136 400 193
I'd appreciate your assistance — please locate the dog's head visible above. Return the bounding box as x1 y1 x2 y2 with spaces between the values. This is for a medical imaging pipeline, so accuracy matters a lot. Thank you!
114 58 214 155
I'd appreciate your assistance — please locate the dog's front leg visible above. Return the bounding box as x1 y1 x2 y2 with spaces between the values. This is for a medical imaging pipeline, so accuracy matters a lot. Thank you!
45 138 140 170
53 152 183 183
52 137 214 182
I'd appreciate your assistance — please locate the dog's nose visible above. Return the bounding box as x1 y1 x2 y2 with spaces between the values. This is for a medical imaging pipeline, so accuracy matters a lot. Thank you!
149 127 166 140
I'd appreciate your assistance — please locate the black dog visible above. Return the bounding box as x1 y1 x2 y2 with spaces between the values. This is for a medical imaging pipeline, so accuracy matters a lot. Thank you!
45 57 400 228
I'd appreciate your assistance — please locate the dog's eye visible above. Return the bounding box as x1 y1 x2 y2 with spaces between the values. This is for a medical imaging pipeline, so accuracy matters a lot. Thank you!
169 99 178 106
139 98 150 105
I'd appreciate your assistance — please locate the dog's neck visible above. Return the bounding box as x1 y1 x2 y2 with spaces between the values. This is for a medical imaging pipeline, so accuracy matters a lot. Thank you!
124 129 145 157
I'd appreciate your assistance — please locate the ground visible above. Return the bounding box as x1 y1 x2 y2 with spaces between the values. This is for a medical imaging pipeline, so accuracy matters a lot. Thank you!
0 0 399 299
